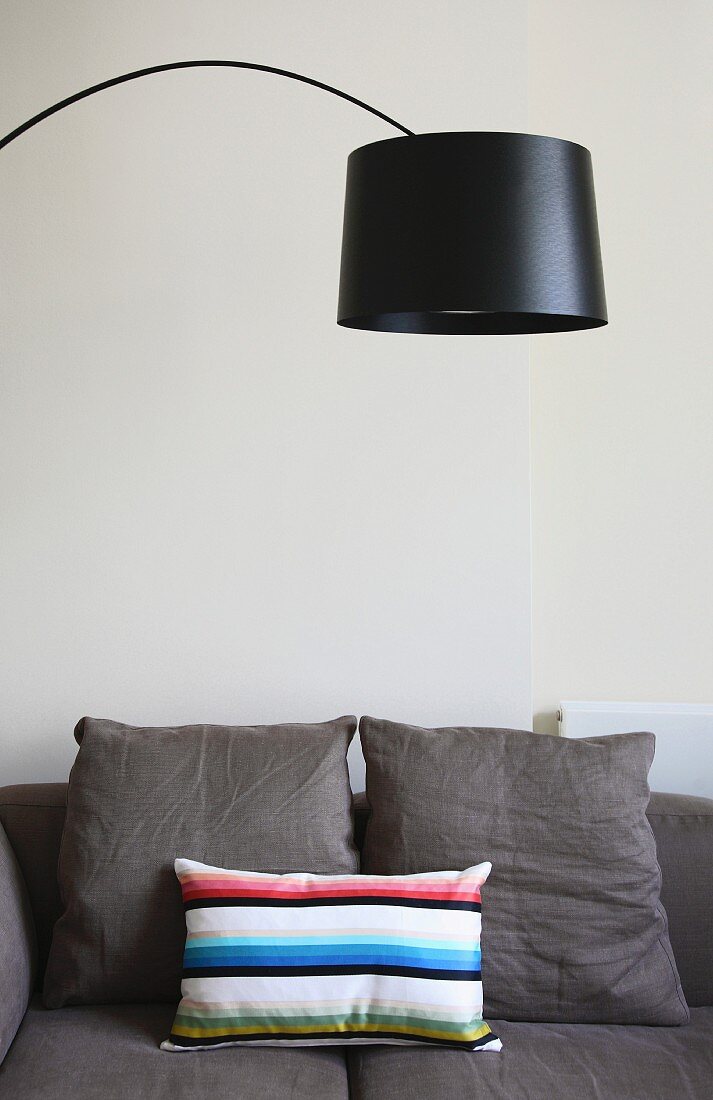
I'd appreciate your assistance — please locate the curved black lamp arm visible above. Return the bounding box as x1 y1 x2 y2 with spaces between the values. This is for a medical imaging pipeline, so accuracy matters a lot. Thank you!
0 59 415 151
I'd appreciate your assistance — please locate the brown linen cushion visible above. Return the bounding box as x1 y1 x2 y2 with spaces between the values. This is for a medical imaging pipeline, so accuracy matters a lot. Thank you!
359 717 689 1025
44 716 357 1007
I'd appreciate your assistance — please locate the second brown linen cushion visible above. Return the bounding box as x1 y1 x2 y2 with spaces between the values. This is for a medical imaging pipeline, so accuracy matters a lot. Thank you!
44 716 357 1007
359 717 689 1025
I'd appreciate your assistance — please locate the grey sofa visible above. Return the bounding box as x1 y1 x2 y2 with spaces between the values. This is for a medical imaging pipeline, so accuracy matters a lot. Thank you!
1 783 712 1099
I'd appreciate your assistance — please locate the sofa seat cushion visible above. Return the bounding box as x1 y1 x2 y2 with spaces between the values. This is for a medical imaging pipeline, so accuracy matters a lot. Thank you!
349 1009 713 1100
0 998 349 1099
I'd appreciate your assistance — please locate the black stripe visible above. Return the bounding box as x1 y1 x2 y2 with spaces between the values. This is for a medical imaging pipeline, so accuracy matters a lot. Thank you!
182 965 481 980
184 896 481 913
169 1029 496 1050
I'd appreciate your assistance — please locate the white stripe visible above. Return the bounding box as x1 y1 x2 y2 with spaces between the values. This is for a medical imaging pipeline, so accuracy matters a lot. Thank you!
181 972 483 1010
186 904 481 938
179 1000 480 1020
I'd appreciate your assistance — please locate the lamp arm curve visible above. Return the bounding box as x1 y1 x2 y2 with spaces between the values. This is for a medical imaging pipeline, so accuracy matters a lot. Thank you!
0 59 415 151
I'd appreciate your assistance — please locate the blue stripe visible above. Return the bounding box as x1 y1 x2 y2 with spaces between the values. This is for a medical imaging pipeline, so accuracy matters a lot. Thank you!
183 952 479 970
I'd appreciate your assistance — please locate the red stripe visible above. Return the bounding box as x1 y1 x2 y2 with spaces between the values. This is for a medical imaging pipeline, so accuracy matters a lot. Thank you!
180 877 480 894
180 875 482 889
180 879 480 894
181 885 481 902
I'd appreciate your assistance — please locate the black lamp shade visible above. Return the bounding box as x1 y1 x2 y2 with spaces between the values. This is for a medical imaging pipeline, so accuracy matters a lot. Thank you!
337 131 607 334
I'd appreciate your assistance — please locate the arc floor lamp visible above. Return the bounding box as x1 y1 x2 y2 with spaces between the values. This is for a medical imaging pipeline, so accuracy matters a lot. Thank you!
1 60 607 335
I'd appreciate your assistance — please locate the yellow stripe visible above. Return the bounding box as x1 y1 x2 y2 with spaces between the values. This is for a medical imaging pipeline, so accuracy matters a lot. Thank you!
171 1021 492 1041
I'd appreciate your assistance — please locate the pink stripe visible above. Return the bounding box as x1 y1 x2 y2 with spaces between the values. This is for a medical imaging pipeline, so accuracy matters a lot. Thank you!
181 876 479 892
181 876 480 894
182 885 481 902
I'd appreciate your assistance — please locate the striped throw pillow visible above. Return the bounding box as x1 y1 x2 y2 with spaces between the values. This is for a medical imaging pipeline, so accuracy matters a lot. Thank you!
161 858 500 1052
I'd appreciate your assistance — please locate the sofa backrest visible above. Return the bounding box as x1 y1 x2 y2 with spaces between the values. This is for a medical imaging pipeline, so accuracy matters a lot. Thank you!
1 783 711 1006
0 785 65 985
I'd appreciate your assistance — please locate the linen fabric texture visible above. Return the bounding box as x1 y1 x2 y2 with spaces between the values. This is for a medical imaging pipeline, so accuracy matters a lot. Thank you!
359 717 689 1026
44 716 357 1008
162 858 501 1051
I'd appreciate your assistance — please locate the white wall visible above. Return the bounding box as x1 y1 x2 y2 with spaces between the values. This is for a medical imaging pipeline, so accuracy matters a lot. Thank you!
529 1 713 733
0 1 532 787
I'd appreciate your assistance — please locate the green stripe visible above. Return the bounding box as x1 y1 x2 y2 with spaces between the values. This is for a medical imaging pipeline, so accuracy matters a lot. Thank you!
174 1010 484 1034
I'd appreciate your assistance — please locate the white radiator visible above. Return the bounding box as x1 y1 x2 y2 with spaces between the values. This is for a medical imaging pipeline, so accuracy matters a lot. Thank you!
558 701 713 799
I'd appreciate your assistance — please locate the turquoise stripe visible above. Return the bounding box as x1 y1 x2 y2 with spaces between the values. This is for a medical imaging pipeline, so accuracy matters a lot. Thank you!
187 935 478 951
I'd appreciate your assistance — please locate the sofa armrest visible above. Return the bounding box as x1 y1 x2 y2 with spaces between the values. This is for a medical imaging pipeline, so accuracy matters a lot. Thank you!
0 820 36 1064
